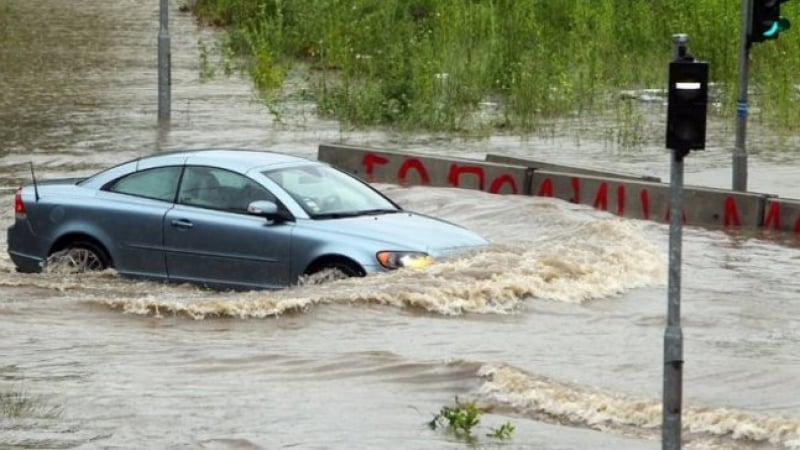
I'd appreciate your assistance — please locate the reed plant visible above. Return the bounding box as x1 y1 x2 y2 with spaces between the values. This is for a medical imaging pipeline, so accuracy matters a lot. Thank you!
189 0 800 133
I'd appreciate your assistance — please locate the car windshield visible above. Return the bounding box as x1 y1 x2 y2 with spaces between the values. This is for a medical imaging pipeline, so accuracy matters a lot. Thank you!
263 165 400 219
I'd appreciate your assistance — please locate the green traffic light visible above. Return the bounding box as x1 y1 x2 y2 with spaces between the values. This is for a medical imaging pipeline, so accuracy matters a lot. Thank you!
763 17 791 37
764 21 780 36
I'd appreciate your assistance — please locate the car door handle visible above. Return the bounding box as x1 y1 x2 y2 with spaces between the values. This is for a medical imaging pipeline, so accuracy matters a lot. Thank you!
170 219 193 229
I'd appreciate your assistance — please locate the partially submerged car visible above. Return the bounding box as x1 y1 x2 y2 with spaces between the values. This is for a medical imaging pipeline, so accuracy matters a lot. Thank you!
7 149 488 289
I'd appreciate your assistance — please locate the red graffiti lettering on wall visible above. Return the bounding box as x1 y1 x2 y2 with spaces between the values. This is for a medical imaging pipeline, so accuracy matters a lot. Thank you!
763 202 781 230
356 153 800 233
447 164 485 190
538 178 554 197
617 186 626 216
489 174 519 194
724 197 741 227
571 178 581 204
536 180 654 220
362 154 389 181
593 182 608 211
398 159 431 185
363 154 521 193
640 189 650 220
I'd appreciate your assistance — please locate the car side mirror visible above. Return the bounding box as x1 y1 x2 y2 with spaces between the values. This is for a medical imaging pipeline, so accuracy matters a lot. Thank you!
247 200 292 222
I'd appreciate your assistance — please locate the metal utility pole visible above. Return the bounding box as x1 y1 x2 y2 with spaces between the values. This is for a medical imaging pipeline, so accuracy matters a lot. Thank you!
663 33 709 450
662 144 686 450
158 0 171 125
733 0 753 192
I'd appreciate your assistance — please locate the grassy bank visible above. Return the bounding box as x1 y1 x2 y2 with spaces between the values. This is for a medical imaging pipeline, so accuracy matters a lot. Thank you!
189 0 800 133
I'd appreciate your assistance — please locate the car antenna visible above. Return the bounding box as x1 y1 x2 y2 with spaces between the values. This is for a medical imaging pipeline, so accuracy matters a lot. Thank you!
29 162 40 202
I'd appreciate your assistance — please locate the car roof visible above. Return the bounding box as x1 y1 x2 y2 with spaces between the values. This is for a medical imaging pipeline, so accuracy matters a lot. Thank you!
139 148 321 173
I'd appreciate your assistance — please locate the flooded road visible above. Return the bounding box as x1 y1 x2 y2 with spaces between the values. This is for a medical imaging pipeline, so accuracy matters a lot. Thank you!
2 1 800 449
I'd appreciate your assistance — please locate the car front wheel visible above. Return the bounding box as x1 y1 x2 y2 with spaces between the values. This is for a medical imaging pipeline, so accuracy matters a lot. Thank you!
301 259 365 285
319 261 364 279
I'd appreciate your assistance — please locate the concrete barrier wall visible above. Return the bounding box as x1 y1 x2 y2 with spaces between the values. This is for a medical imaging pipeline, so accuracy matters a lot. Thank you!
318 143 800 233
762 197 800 232
319 144 530 195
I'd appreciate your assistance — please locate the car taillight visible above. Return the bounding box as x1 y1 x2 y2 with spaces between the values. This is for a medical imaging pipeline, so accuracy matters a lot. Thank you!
14 188 25 215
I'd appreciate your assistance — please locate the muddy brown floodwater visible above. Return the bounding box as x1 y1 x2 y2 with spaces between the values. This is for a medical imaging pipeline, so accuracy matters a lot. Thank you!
2 1 800 449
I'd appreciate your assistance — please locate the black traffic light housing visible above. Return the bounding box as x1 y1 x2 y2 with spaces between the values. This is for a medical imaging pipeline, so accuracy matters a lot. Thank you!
666 49 709 153
751 0 791 44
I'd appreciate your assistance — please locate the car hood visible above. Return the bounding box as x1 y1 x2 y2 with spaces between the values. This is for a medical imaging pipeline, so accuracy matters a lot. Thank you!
301 211 488 257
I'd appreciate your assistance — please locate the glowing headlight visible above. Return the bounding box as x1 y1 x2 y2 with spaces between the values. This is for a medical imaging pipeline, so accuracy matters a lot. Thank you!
376 251 432 270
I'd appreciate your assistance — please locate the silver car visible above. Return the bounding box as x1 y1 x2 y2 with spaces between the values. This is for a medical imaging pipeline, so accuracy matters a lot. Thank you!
7 149 488 289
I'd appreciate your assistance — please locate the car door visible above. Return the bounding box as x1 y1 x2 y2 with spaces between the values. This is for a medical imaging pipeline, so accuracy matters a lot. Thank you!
95 165 182 280
163 166 293 289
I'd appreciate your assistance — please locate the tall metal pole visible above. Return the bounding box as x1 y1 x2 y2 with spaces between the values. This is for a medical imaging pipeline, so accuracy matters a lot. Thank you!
158 0 171 125
663 149 685 450
733 0 752 192
662 35 687 450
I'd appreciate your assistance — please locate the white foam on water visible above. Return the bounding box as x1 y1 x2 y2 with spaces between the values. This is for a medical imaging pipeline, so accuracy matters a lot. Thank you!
91 220 663 319
478 364 800 449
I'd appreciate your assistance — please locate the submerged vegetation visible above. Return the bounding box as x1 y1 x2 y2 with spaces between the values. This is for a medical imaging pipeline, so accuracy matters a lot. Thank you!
0 387 61 419
0 386 63 448
187 0 800 134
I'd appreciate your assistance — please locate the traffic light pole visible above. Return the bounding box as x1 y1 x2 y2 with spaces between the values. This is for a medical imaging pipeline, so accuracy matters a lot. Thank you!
158 0 171 125
663 145 686 450
733 0 753 192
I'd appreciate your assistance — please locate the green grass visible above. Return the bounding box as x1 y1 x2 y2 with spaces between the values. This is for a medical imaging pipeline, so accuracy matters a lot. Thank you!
187 0 800 134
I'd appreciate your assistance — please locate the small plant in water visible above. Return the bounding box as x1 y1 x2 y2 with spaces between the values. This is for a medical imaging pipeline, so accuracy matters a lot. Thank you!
428 396 514 443
486 421 515 439
198 39 216 81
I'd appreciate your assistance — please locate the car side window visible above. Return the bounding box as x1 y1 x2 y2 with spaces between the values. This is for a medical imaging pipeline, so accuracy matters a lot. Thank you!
106 166 181 202
178 166 275 213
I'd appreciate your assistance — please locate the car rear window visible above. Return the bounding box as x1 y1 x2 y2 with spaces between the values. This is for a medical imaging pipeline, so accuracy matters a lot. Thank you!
106 166 181 202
